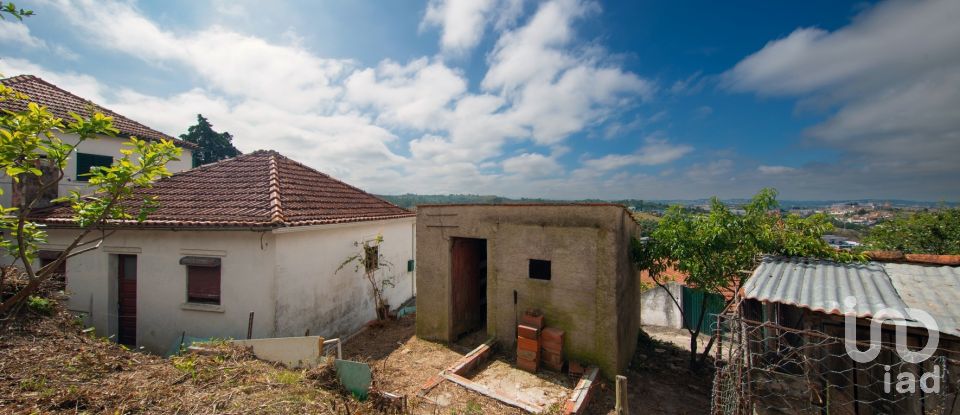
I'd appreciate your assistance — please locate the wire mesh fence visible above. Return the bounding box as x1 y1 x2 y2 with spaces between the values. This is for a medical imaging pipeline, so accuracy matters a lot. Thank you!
712 313 960 415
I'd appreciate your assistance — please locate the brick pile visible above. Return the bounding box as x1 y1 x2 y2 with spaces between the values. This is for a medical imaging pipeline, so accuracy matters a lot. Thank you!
541 327 564 372
516 310 543 372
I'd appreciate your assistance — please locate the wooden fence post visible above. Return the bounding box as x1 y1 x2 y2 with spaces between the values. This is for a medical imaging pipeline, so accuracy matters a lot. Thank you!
246 311 255 339
615 375 629 415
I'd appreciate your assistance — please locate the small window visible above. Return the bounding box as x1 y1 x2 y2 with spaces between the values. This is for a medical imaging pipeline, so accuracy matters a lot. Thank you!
529 259 551 280
187 264 221 305
75 153 113 182
364 244 379 271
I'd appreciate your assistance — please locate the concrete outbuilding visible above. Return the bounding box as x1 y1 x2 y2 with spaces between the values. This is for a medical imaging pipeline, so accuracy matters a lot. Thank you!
415 204 642 378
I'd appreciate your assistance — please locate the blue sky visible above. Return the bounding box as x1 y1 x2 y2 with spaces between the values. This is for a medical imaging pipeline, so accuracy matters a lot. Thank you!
1 0 958 201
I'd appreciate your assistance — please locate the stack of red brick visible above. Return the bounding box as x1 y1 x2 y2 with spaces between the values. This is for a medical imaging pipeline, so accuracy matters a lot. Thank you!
541 327 564 372
517 311 543 372
516 310 567 374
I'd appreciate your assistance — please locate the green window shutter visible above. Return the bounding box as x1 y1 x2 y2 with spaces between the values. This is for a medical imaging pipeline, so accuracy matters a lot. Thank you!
75 153 113 182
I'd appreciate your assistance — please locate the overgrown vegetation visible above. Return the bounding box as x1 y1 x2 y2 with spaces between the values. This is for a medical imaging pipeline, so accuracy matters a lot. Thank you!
862 208 960 254
0 298 353 413
632 188 864 370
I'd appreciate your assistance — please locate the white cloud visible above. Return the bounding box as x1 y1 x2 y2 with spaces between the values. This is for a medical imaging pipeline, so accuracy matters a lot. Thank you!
757 165 796 174
0 58 106 102
579 137 692 172
421 0 528 55
0 20 46 49
421 0 497 54
344 58 466 130
502 153 562 177
482 0 653 145
0 19 78 60
4 0 664 198
724 0 960 199
51 0 349 111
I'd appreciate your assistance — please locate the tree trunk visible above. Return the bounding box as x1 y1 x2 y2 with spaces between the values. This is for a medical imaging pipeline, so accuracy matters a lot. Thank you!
688 297 709 370
0 277 41 315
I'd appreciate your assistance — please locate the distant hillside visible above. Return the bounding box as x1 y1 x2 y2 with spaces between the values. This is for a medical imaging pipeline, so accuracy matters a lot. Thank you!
378 194 957 211
376 193 669 212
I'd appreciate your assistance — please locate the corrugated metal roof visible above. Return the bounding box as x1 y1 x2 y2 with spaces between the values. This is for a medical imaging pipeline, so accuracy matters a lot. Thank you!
745 257 960 337
746 257 910 319
885 263 960 336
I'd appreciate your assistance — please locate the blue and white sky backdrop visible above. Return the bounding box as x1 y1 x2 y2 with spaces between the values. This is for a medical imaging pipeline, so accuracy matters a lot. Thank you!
2 0 958 201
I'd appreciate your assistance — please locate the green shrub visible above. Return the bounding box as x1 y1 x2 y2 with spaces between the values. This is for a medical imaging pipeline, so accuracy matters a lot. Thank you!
26 296 53 315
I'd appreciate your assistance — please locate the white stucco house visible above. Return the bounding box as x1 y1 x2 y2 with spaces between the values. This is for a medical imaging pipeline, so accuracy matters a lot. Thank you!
28 150 417 353
0 74 197 208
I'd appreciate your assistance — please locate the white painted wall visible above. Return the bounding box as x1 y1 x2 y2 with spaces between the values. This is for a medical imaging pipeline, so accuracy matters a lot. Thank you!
640 282 684 329
272 218 416 339
45 228 276 354
32 217 415 355
0 132 194 207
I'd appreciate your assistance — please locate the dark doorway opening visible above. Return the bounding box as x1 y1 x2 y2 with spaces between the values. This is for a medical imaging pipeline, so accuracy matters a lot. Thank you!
117 254 137 347
451 237 487 340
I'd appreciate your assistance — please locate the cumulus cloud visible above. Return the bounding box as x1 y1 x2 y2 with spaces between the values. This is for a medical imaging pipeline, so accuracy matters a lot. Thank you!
421 0 528 54
50 0 349 111
502 153 562 177
0 20 46 49
344 58 466 130
5 0 665 198
483 0 653 144
421 0 495 53
580 137 693 172
723 0 960 199
0 20 78 60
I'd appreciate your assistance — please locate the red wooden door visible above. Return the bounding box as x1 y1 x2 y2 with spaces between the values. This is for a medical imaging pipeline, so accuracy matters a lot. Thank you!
450 238 486 339
117 254 137 347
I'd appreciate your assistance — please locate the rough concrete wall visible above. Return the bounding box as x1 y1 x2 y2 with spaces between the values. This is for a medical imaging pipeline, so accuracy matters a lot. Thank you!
273 218 415 340
415 204 633 378
640 282 684 328
492 223 615 375
46 228 276 354
613 210 642 377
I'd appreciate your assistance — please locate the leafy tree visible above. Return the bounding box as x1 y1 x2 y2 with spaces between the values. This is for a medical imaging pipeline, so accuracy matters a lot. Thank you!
0 2 33 20
863 208 960 254
0 77 181 315
632 188 862 369
179 114 240 167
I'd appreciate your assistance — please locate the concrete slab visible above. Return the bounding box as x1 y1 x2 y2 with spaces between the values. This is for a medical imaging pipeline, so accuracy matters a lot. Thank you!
470 359 572 409
230 336 325 368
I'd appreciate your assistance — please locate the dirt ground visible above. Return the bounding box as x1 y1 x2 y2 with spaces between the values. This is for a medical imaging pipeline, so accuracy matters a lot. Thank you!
342 316 714 414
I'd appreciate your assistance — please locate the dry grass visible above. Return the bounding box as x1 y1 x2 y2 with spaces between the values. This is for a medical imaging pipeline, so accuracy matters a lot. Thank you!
0 278 711 415
0 308 347 414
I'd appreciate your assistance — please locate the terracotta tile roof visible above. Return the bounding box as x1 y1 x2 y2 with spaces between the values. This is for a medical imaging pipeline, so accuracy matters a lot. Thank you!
31 150 414 228
0 75 197 149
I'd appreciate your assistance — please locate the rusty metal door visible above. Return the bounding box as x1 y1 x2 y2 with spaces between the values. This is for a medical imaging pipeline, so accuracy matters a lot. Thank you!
450 238 486 339
117 254 137 347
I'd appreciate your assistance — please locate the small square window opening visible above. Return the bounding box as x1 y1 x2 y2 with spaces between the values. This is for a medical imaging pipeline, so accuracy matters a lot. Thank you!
529 259 551 280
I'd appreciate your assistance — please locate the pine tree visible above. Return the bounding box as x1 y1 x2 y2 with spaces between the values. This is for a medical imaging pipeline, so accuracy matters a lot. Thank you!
179 114 241 167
